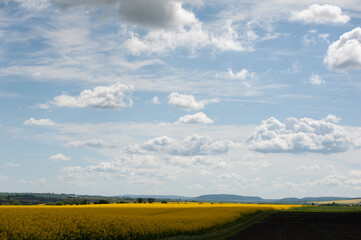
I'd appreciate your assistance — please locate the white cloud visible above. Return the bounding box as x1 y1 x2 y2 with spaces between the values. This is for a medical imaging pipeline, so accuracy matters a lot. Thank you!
210 20 245 52
247 116 361 153
242 160 270 170
14 0 50 11
55 0 197 29
5 162 20 167
324 27 361 71
20 178 47 186
43 83 133 109
23 118 56 126
228 68 249 80
117 0 197 29
60 154 181 184
151 96 161 104
217 173 261 191
49 153 71 161
309 164 320 171
303 30 329 45
168 92 219 111
309 74 325 85
176 112 213 124
187 184 202 190
227 68 254 87
130 135 237 156
241 153 270 170
0 175 8 180
298 164 325 171
273 170 361 192
125 20 245 55
327 165 335 170
349 170 361 177
290 4 350 24
199 170 210 176
67 139 112 148
296 165 307 170
324 114 341 123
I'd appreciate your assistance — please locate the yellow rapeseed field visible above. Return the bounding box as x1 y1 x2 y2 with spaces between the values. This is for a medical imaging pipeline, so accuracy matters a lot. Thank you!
0 202 299 240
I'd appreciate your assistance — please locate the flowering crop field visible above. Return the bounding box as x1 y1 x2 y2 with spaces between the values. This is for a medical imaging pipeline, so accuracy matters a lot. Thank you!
0 203 299 240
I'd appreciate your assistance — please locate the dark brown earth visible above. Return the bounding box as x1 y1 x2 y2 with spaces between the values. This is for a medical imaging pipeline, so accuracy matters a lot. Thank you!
226 211 361 240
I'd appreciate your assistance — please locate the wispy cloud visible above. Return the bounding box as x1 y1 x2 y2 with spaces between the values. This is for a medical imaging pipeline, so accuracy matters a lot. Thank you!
23 118 56 126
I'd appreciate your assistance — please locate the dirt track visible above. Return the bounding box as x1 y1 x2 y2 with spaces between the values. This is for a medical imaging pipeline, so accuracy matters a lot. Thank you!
226 211 361 240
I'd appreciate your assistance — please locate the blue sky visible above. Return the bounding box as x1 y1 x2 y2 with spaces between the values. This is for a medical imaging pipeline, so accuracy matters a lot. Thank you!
1 0 361 198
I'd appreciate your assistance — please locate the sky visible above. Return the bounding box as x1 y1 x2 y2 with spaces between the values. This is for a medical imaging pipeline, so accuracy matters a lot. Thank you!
1 0 361 199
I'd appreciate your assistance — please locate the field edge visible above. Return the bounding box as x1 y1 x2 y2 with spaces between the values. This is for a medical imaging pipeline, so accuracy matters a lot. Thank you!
160 210 277 240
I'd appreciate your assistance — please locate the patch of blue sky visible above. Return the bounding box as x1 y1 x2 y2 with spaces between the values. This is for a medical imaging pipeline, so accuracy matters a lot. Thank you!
1 0 361 197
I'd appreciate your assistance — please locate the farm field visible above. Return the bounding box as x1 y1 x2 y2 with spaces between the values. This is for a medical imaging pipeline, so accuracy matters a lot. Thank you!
313 198 361 205
226 206 361 240
0 203 298 240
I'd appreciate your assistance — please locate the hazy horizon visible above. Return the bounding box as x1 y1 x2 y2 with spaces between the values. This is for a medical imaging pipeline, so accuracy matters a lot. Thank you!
1 0 361 199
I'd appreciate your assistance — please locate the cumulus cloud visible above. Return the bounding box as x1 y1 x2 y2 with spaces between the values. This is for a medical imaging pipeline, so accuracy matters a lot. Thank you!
324 114 341 123
55 0 196 29
309 74 325 85
290 4 350 24
168 92 219 111
23 118 56 126
324 27 361 71
176 112 213 124
43 83 133 109
117 0 197 29
129 135 236 156
151 96 161 104
247 116 361 153
227 68 254 87
228 68 249 80
49 153 71 161
67 139 112 148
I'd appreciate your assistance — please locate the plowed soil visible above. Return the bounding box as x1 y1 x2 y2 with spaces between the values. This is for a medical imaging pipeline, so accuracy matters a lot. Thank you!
226 211 361 240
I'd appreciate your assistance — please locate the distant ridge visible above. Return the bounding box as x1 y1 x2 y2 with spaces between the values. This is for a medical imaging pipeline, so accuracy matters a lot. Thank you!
275 197 352 203
1 192 359 204
117 194 358 204
192 194 263 202
118 194 191 200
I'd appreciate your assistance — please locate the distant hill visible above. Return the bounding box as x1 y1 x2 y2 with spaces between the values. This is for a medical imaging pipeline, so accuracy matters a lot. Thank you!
118 195 192 200
276 197 352 204
2 192 359 205
192 194 263 203
117 194 358 204
313 198 361 205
